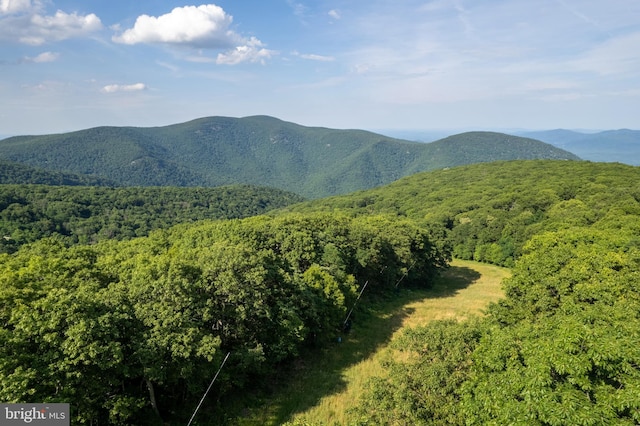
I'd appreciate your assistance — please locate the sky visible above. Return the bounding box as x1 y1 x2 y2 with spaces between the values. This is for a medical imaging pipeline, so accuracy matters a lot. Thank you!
1 0 639 135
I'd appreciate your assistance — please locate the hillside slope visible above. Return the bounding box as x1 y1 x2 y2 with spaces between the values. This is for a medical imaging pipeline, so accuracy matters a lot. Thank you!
283 160 640 266
0 158 114 186
0 116 579 198
405 131 577 173
0 184 304 253
519 129 640 165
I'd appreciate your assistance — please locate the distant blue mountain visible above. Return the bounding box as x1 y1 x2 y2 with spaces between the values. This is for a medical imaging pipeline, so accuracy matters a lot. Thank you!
517 129 640 165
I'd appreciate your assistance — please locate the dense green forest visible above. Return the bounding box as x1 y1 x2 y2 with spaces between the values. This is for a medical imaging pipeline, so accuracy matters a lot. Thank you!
0 158 115 186
0 213 444 424
354 226 640 425
284 160 640 425
286 160 640 267
1 159 639 424
0 116 579 198
0 184 304 253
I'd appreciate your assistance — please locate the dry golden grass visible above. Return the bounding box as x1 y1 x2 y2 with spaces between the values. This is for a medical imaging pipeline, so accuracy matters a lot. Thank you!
237 259 510 426
400 258 510 327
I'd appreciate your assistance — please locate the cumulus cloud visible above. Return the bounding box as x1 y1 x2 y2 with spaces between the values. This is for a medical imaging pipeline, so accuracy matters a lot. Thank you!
328 9 341 20
0 8 102 45
112 4 237 48
101 83 147 93
216 37 273 65
113 4 274 65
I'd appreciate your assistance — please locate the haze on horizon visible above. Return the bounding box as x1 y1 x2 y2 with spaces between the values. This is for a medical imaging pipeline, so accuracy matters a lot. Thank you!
1 0 639 136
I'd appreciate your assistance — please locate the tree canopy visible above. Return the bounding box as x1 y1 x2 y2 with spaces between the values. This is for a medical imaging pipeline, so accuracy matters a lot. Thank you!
351 161 640 425
0 212 445 424
0 184 304 253
1 159 639 424
288 160 640 267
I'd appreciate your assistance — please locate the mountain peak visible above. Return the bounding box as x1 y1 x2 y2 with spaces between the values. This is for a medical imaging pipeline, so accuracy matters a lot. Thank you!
0 117 580 197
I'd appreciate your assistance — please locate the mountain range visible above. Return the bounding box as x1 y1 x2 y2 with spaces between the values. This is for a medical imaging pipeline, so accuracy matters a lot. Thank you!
517 129 640 165
381 128 640 166
0 115 579 198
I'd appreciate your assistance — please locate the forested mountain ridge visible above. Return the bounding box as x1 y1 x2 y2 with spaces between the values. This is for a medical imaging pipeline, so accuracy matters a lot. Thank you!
0 158 115 186
0 115 579 198
283 160 640 267
518 128 640 165
0 184 304 253
405 131 577 171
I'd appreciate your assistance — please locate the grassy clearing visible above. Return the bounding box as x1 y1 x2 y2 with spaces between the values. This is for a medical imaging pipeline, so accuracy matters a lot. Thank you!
235 259 510 426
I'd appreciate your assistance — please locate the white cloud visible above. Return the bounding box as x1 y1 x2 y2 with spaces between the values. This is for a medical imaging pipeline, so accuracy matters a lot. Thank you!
0 9 102 45
0 0 32 14
33 51 58 62
328 9 340 20
113 4 273 65
23 51 59 62
101 83 147 93
216 37 274 65
112 4 237 48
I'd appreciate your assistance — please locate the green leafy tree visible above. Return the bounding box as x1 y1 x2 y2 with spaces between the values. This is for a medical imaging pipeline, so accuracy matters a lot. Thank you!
355 319 485 425
1 211 444 423
356 227 640 425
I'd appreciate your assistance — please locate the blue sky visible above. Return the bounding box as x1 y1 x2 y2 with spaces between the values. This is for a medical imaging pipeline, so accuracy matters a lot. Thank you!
1 0 639 135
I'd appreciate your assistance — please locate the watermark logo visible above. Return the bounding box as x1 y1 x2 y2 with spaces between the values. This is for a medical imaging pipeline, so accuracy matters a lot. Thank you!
0 404 69 425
